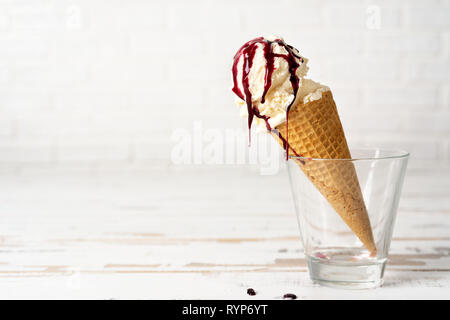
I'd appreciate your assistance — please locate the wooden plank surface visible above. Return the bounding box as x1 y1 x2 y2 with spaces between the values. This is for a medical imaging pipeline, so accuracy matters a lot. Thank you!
0 167 449 299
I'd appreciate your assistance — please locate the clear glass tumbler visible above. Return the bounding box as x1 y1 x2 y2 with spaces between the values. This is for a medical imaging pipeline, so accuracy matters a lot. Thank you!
286 148 409 289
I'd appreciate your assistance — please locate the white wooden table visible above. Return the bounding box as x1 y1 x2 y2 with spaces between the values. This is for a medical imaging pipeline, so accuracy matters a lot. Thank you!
0 166 449 299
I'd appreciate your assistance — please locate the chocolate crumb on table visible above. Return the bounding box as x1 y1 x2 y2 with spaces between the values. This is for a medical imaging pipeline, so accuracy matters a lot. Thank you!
282 293 297 300
247 288 256 296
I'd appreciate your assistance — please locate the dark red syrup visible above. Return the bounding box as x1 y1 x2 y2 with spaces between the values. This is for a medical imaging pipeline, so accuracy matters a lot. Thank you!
232 37 304 160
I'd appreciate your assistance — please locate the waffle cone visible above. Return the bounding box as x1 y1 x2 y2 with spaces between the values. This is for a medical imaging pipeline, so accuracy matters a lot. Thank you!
273 91 376 255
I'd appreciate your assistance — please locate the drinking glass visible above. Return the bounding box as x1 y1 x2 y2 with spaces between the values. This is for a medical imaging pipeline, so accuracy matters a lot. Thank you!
286 148 409 289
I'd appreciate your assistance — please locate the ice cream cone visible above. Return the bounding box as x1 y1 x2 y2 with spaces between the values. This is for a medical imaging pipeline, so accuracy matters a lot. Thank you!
272 91 377 255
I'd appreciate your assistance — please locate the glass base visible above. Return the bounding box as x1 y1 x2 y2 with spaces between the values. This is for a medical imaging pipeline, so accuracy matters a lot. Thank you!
306 249 386 289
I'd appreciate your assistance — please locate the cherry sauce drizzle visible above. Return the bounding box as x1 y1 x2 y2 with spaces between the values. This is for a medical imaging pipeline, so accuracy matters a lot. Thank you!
232 37 304 160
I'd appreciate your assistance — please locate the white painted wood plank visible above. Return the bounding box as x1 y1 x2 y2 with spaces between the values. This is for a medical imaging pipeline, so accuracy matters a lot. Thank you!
0 168 449 299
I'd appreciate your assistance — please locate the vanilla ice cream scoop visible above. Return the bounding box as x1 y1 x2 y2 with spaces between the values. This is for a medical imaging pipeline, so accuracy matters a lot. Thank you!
231 36 328 131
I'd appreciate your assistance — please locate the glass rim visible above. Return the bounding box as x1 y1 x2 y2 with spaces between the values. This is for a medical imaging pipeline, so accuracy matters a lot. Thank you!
288 148 410 161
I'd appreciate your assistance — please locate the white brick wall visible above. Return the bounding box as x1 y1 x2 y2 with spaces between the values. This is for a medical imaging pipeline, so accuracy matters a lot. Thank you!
0 0 449 171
